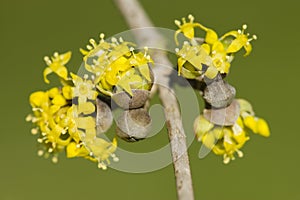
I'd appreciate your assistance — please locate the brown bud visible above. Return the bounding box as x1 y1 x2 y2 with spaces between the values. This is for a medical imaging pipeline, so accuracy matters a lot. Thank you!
116 108 152 142
203 99 240 126
112 89 150 109
96 98 113 134
203 79 236 109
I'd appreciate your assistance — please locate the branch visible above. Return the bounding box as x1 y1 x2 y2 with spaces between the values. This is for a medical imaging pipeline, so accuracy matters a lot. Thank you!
113 0 194 199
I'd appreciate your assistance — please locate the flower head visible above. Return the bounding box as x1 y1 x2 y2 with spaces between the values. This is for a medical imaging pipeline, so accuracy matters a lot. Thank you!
194 99 270 164
80 34 153 96
43 51 71 84
175 15 257 79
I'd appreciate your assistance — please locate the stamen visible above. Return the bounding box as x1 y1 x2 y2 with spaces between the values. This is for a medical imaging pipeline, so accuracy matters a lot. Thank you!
223 155 230 164
242 24 247 30
48 148 53 153
174 20 181 26
119 37 124 43
86 45 93 50
144 46 148 57
175 48 179 53
44 56 52 65
89 39 97 48
188 14 194 22
37 150 44 156
182 17 187 24
98 162 107 170
111 37 118 44
52 156 58 163
100 33 105 39
31 128 38 135
236 149 244 158
54 52 59 58
26 115 32 122
83 74 89 79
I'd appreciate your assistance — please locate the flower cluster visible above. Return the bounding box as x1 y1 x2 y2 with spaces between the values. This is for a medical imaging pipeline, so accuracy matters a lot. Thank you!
27 33 154 169
80 34 153 96
175 15 257 79
194 99 270 164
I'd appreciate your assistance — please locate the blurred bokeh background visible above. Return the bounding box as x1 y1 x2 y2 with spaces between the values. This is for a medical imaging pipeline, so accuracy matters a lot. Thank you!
1 0 299 199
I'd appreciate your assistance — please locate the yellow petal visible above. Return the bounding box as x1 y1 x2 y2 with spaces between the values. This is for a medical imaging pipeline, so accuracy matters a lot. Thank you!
54 65 68 80
243 43 252 56
43 67 52 84
204 66 219 79
48 87 60 98
78 102 95 115
62 85 73 100
29 91 48 107
66 142 89 158
75 116 96 130
205 29 218 45
202 132 215 149
193 115 214 140
256 118 270 137
59 51 72 65
138 64 151 81
52 94 67 106
243 115 257 133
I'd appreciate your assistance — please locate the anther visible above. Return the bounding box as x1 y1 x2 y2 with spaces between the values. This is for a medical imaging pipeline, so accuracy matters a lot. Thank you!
52 156 58 163
242 24 247 30
86 45 93 50
26 115 32 122
174 20 181 26
48 148 53 153
54 52 59 57
89 39 97 48
37 150 44 156
31 128 38 135
188 14 194 22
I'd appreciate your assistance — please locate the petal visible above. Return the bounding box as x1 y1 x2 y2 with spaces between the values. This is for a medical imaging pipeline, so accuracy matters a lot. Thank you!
193 115 214 140
78 102 95 115
256 118 270 137
59 51 72 65
43 67 53 84
62 85 73 100
243 43 252 56
54 65 68 80
204 66 219 79
29 91 48 107
220 31 239 40
226 39 244 54
243 115 257 133
202 132 215 149
205 29 218 45
75 116 96 130
138 64 151 82
48 87 60 98
52 94 67 106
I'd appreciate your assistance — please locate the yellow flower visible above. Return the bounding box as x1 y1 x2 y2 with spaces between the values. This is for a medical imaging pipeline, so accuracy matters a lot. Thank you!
194 98 269 164
80 34 153 96
71 73 98 103
174 15 257 79
220 25 257 56
43 51 71 84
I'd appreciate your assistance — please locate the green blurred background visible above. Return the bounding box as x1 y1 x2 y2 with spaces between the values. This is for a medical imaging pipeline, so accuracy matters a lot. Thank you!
1 0 299 199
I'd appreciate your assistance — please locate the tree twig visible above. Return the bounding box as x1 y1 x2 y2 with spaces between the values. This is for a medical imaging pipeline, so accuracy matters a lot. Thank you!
113 0 194 199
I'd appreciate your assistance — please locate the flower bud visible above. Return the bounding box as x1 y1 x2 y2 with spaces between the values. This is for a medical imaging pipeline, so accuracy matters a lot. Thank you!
96 98 113 134
203 79 236 109
112 89 150 109
116 108 152 142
